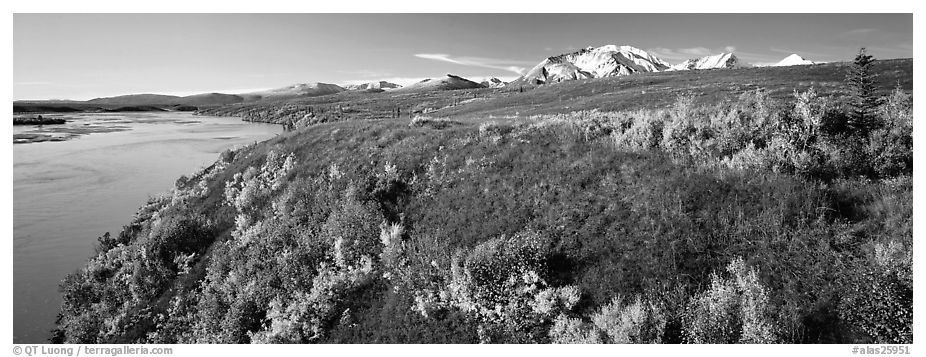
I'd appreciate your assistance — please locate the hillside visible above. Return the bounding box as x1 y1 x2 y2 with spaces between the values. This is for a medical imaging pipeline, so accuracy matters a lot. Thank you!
12 84 339 113
195 58 911 126
14 93 245 113
395 74 484 92
53 54 912 344
86 93 246 106
240 83 347 101
87 94 183 106
177 93 246 106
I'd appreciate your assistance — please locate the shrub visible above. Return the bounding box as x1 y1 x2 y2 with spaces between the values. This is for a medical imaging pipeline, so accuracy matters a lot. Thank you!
250 259 376 343
402 230 581 342
866 88 912 178
610 109 666 152
591 296 667 343
478 121 514 138
323 185 383 269
409 116 461 129
547 295 666 344
549 314 601 343
838 240 912 344
661 94 718 161
682 258 778 343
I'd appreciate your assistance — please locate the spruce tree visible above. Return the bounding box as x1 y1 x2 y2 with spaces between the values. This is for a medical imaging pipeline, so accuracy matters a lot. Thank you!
845 48 881 134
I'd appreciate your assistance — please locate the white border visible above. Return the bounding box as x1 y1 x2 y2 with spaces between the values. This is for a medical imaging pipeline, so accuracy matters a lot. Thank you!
4 4 921 356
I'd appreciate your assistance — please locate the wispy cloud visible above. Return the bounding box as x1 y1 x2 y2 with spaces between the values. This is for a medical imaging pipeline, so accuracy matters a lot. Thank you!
469 75 521 84
838 27 910 48
336 69 393 78
649 46 780 65
843 28 879 36
413 53 530 75
649 46 736 61
678 47 712 56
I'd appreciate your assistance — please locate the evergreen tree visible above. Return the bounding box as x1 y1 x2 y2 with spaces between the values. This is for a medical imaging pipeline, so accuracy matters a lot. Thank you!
845 48 881 134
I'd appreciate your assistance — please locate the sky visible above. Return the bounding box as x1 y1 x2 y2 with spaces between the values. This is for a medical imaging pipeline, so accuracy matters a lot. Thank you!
13 13 913 100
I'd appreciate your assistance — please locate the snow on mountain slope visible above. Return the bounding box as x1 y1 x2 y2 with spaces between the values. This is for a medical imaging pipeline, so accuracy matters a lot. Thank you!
344 81 402 91
480 77 507 88
516 45 671 85
669 53 749 71
773 54 815 67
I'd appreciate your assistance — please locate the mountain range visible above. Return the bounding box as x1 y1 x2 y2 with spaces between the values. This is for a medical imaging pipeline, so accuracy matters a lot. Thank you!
511 45 818 85
668 53 749 71
344 81 403 91
514 45 672 85
15 45 820 108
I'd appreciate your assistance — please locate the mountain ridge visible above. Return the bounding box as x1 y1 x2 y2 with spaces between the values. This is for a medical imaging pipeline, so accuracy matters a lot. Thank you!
513 45 671 85
669 53 750 71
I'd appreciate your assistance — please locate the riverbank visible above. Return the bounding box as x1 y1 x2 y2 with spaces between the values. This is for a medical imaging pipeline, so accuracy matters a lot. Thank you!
13 115 67 125
13 112 283 343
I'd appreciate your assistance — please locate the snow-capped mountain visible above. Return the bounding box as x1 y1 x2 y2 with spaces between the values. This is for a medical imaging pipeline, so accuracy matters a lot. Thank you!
480 77 507 88
515 45 671 85
394 74 483 92
344 81 402 91
773 54 815 67
669 53 750 71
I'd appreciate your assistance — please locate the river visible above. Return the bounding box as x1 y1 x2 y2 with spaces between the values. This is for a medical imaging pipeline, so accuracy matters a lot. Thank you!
13 112 282 343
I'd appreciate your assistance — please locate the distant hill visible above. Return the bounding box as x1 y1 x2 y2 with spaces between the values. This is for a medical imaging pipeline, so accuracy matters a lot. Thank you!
87 94 183 106
13 83 347 113
394 74 483 92
240 83 346 101
85 93 246 106
177 93 246 106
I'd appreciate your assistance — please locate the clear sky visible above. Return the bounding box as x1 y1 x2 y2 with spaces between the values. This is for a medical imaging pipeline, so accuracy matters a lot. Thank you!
13 13 913 100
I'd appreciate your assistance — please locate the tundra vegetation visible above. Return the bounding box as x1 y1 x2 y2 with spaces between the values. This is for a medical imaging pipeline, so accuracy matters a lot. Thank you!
54 55 911 344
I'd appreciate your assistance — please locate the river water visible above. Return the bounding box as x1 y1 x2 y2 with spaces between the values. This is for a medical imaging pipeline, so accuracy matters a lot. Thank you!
13 112 282 343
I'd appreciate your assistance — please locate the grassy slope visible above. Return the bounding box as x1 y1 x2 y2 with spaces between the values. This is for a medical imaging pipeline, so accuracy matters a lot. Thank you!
196 59 911 124
441 59 912 117
51 59 912 344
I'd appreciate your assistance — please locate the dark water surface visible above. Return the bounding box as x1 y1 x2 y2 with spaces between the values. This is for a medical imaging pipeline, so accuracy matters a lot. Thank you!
13 112 282 343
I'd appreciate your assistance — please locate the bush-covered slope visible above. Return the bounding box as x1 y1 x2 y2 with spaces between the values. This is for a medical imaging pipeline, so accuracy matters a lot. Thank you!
54 85 912 344
195 59 911 128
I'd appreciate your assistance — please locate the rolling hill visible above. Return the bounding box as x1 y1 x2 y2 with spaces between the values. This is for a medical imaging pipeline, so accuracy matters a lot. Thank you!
394 74 484 92
195 58 912 126
53 53 913 344
239 82 347 101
